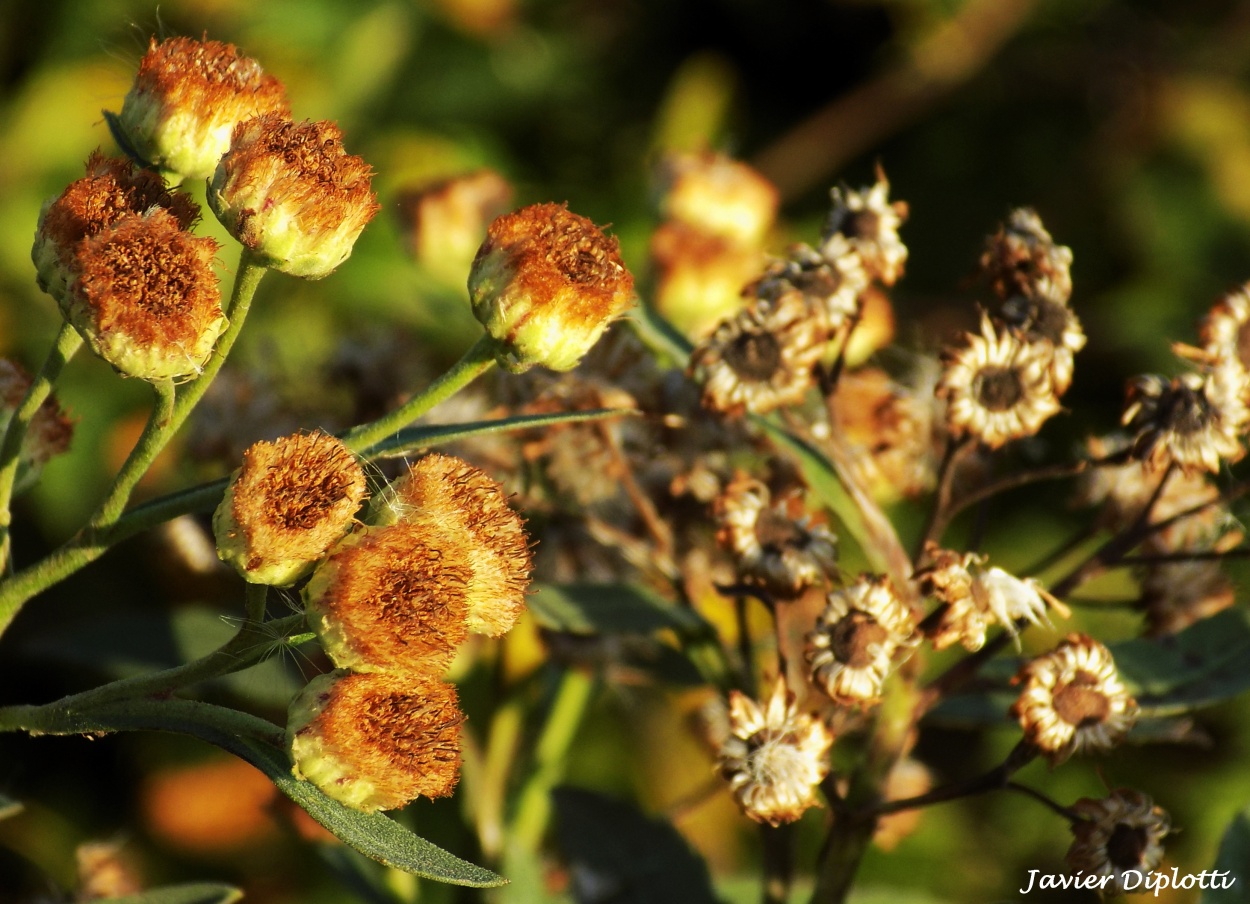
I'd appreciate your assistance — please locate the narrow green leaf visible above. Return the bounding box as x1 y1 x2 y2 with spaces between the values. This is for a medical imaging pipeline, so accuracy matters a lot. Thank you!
528 582 708 636
95 884 242 904
1199 803 1250 903
234 735 506 888
369 408 639 460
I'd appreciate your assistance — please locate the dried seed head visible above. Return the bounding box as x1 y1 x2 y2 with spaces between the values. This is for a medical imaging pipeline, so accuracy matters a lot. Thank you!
396 169 513 283
33 152 198 308
937 314 1061 448
62 208 226 381
750 242 870 330
469 202 636 372
1066 789 1170 896
1012 633 1138 765
653 151 779 245
0 359 73 494
109 36 290 182
806 575 915 708
213 431 367 586
1199 283 1250 373
980 208 1073 303
1122 371 1247 474
713 474 838 600
1139 558 1235 637
209 115 379 278
288 670 463 812
717 675 833 826
819 169 909 286
691 291 834 416
375 453 532 636
1000 292 1086 395
304 522 473 678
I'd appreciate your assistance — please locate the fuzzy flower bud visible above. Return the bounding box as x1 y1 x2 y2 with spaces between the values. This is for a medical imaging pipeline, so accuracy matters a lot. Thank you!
653 151 778 245
107 36 290 183
213 431 367 586
208 115 379 278
288 670 463 812
304 521 474 678
468 202 636 372
61 208 226 381
32 152 198 310
371 453 532 636
0 359 73 494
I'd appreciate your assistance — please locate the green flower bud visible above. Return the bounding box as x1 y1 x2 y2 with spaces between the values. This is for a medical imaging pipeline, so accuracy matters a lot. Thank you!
468 202 635 372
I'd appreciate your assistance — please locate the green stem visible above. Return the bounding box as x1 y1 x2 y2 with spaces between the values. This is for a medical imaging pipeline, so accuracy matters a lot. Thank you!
508 668 595 851
0 323 83 562
341 334 498 454
86 379 176 531
0 252 268 639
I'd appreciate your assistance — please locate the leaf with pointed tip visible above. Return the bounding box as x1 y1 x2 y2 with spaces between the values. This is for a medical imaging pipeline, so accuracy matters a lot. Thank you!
95 884 242 904
1199 802 1250 903
528 582 708 636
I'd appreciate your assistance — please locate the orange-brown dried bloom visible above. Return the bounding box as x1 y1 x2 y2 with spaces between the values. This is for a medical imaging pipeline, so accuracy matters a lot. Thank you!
32 152 198 308
304 522 473 677
209 115 379 278
62 208 226 381
1066 789 1171 896
213 431 367 586
1013 634 1138 765
374 453 532 636
819 170 909 286
109 36 290 182
0 359 73 494
288 670 463 812
469 202 636 372
980 208 1073 303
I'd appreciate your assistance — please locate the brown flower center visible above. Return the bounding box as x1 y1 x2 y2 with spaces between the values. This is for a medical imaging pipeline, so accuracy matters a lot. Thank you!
1162 384 1210 436
1053 671 1111 727
830 611 890 668
544 216 620 285
1105 823 1150 870
725 331 783 382
838 209 881 241
973 365 1024 411
1028 297 1071 345
794 266 843 302
1237 319 1250 369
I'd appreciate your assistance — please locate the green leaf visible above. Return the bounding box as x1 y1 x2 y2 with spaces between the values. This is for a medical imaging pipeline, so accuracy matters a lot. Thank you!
369 408 639 460
528 582 707 636
553 787 718 904
233 735 506 888
97 884 242 904
1200 803 1250 903
1111 608 1250 715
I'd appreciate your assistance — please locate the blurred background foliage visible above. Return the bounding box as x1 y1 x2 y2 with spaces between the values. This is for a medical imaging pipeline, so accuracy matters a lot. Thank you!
2 0 1250 901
